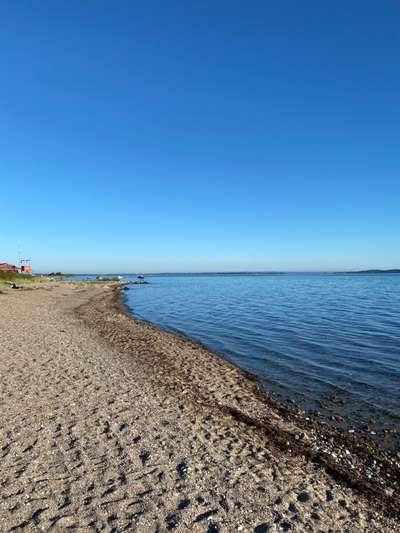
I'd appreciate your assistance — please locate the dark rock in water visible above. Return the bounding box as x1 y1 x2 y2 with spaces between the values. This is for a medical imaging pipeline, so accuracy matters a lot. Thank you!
254 523 270 533
297 491 310 503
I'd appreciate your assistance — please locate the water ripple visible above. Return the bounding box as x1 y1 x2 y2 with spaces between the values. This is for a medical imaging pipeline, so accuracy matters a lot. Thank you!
124 273 400 431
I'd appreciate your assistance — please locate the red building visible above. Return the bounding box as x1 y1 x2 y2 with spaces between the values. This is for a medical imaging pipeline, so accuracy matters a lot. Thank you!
0 263 19 273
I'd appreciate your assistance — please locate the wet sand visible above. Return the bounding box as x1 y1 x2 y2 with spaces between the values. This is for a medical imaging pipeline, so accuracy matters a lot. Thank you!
0 282 398 532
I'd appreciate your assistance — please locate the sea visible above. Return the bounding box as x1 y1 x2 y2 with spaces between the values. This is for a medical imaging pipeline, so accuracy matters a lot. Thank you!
70 272 400 445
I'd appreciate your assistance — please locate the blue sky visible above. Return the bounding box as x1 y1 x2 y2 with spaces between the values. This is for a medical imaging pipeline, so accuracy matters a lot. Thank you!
2 1 399 273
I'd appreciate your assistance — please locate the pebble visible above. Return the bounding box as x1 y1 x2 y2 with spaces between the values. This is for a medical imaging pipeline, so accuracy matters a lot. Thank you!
165 513 179 530
297 491 310 503
326 489 334 502
254 524 270 533
177 498 190 510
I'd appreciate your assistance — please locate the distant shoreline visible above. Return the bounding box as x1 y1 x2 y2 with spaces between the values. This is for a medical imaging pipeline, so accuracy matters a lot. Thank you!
62 269 400 277
346 269 400 274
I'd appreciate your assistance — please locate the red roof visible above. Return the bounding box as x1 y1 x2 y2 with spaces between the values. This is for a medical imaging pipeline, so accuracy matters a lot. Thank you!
0 263 18 272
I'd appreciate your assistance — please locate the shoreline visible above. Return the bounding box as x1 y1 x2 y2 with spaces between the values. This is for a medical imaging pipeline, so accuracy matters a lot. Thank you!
119 281 400 452
117 285 400 493
0 281 398 531
86 283 400 517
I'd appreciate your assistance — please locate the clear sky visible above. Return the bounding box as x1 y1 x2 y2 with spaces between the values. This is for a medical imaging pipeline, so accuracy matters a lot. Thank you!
2 1 399 273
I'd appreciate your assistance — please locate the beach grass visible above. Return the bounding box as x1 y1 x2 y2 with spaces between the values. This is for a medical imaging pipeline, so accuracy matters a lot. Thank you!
0 271 42 289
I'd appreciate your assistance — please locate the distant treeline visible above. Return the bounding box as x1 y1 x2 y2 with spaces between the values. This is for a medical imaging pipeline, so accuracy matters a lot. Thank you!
347 269 400 274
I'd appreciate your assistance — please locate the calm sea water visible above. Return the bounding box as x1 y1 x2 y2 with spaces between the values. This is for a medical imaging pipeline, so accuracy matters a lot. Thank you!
122 273 400 440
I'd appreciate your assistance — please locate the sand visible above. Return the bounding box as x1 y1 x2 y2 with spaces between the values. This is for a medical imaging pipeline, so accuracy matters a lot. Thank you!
0 282 398 532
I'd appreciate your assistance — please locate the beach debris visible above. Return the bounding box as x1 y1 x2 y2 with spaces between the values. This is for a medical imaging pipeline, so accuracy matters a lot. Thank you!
219 495 229 512
193 509 218 523
177 498 190 510
254 524 270 533
326 489 334 502
176 460 188 479
139 450 150 465
297 491 310 503
165 512 180 529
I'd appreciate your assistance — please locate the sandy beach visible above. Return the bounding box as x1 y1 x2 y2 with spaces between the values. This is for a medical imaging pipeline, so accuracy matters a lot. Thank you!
0 282 398 532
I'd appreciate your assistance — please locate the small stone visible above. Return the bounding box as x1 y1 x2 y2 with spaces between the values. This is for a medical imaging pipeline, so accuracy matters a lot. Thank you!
365 456 376 468
193 509 218 523
176 460 188 480
326 490 334 502
297 491 310 503
177 498 190 510
165 513 179 530
139 450 150 465
254 523 270 533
